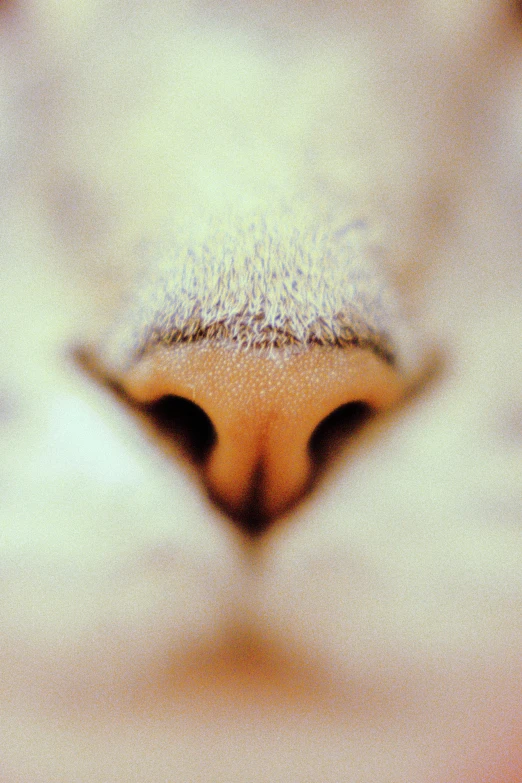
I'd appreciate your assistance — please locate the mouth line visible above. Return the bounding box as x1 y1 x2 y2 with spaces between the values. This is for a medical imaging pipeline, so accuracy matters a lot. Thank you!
60 625 401 721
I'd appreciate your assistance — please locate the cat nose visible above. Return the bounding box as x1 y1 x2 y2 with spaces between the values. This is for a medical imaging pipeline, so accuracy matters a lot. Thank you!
121 341 405 524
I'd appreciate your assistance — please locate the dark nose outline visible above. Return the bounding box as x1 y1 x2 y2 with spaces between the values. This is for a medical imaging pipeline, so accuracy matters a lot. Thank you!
114 340 406 523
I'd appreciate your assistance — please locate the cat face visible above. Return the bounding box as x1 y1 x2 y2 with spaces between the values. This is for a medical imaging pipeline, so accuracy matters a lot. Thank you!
0 1 521 780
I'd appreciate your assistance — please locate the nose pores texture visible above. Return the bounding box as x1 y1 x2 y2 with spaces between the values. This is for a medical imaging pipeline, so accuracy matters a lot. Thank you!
99 208 416 527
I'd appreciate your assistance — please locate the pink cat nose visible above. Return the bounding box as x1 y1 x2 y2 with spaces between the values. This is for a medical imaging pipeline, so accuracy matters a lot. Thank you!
121 342 404 522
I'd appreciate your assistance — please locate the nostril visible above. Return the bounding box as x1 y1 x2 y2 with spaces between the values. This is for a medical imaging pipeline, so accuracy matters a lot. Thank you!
143 395 216 464
309 400 374 467
71 346 218 464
